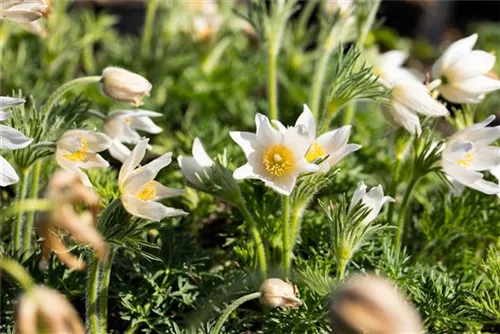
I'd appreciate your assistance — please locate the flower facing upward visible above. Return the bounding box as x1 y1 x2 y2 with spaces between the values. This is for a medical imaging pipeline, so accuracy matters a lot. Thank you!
442 115 500 195
104 109 162 162
178 138 214 187
101 67 152 107
119 139 187 221
349 182 394 225
432 34 500 104
259 278 302 309
230 113 319 196
55 130 111 187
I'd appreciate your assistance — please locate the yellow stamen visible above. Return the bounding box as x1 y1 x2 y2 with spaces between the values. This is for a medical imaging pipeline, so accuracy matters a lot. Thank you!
262 144 295 177
124 117 132 125
457 152 474 167
64 136 88 162
305 141 326 162
137 181 157 201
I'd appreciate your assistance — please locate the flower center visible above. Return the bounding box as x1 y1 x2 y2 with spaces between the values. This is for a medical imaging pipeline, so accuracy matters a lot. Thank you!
137 181 157 201
305 142 326 162
64 136 89 162
124 117 132 125
457 152 474 167
262 144 295 177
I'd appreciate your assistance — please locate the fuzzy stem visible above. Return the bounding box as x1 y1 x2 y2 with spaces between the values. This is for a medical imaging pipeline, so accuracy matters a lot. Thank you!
0 258 35 291
141 0 159 56
310 47 333 120
13 168 29 255
22 161 42 261
337 258 347 281
282 196 291 277
393 177 419 251
386 158 402 226
86 256 100 334
268 47 279 120
211 292 262 334
99 249 115 333
342 102 356 126
289 203 305 250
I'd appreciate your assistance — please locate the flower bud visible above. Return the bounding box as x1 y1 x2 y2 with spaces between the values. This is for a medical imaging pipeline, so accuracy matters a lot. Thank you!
100 67 152 107
330 275 423 334
259 278 302 309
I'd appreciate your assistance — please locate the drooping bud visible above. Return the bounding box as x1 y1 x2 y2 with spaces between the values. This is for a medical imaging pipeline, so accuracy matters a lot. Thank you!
259 278 302 309
330 275 423 334
100 67 152 107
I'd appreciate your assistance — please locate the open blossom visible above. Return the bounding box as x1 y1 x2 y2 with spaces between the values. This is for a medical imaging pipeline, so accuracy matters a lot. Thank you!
100 67 152 107
0 97 33 187
55 130 111 187
349 182 394 225
374 50 422 85
1 0 48 23
119 139 186 221
442 115 500 195
432 34 500 104
104 109 162 163
230 113 319 196
384 80 449 135
178 138 214 187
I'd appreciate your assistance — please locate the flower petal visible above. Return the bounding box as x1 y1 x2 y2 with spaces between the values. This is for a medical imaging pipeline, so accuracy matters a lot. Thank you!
108 140 131 163
122 152 172 194
471 146 500 171
230 131 261 156
295 104 316 141
438 84 484 104
130 116 162 134
392 81 449 117
0 125 33 150
447 50 496 81
0 155 19 186
379 50 408 68
387 102 422 136
432 34 477 78
349 181 367 212
284 125 312 159
192 138 213 166
119 139 148 185
151 181 185 200
264 174 297 196
468 178 500 195
121 195 187 221
178 156 204 185
233 163 259 180
55 153 92 187
452 75 500 95
255 113 281 147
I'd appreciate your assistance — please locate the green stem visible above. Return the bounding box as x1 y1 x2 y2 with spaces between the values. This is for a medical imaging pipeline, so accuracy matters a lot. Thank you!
393 177 419 251
86 256 100 334
13 168 29 255
0 257 35 291
43 76 102 121
268 47 278 120
342 102 356 126
386 158 402 226
141 0 159 56
289 203 304 250
22 161 42 261
282 196 291 277
337 258 347 281
238 201 267 279
211 292 262 334
310 42 335 121
99 249 115 333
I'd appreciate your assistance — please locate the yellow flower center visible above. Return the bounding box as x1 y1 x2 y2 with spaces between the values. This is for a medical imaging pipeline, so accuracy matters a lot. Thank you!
457 152 475 167
262 144 295 177
124 117 132 125
64 136 89 162
137 181 157 201
305 141 326 162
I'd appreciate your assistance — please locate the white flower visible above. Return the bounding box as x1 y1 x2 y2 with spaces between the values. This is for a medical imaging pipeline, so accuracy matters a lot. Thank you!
119 139 186 221
384 80 449 135
55 130 111 187
490 166 500 198
1 0 48 23
349 181 394 225
325 0 354 16
230 113 319 196
178 138 214 187
104 109 162 163
100 67 152 107
0 97 32 187
432 34 500 104
375 50 422 85
277 105 361 172
441 115 500 195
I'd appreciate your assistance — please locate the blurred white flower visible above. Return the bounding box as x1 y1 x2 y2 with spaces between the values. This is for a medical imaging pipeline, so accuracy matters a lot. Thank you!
432 34 500 104
0 97 32 187
230 113 318 196
1 0 48 23
384 80 449 135
277 105 361 172
119 139 186 221
178 138 214 187
55 130 111 187
100 67 152 107
324 0 354 16
375 50 422 85
349 181 394 225
104 109 162 163
442 115 500 195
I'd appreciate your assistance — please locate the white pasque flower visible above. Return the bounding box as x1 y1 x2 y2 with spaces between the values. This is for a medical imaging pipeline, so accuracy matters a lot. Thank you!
104 109 162 163
1 0 48 23
177 138 213 187
374 50 422 85
325 0 354 16
230 113 319 196
100 67 152 107
441 115 500 195
55 130 111 187
0 97 32 187
275 105 361 172
384 80 449 135
432 34 500 104
349 181 394 225
119 139 186 221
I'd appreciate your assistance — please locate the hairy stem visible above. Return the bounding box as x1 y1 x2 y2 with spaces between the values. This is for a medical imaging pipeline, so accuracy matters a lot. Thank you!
268 47 278 120
141 0 159 56
282 196 291 277
99 249 115 333
86 256 100 334
211 292 262 334
238 201 267 279
13 168 29 255
0 257 35 291
342 102 356 126
394 177 419 251
22 161 42 261
337 258 347 281
310 48 332 120
386 158 402 226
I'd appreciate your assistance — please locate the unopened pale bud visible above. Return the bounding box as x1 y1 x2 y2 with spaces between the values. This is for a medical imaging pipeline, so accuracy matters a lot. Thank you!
330 275 423 334
259 278 302 309
101 67 152 107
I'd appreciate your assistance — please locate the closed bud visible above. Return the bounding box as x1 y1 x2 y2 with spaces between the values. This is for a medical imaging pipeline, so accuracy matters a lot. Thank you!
101 67 152 107
259 278 302 309
330 275 423 334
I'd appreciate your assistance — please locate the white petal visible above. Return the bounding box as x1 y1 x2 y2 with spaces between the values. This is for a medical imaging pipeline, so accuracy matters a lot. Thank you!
349 181 367 212
151 181 185 200
271 120 287 134
454 121 500 147
192 138 213 167
442 161 483 186
85 132 112 152
264 174 297 196
439 84 484 104
130 116 162 134
0 155 19 187
108 140 131 163
295 104 316 141
316 126 351 155
452 75 500 95
0 125 33 150
3 5 43 23
122 152 172 194
447 51 496 81
121 195 187 221
233 163 258 180
379 50 408 68
119 139 148 185
0 96 25 111
78 153 110 169
255 113 281 147
392 81 449 117
468 178 500 195
382 68 422 86
178 156 204 185
327 143 362 167
387 102 422 136
230 131 261 156
361 185 393 224
295 159 320 174
471 147 500 171
432 34 477 78
284 125 312 159
56 154 92 187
